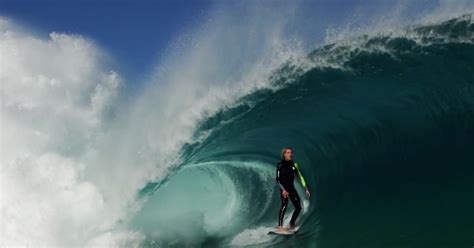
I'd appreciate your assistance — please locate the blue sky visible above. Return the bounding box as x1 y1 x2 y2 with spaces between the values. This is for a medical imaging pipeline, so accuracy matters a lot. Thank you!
0 0 440 82
0 0 212 80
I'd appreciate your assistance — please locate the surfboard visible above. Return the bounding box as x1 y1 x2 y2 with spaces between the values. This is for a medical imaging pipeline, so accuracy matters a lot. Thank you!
268 226 300 235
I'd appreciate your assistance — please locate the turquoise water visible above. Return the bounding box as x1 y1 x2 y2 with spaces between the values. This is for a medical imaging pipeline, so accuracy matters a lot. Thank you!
133 14 474 247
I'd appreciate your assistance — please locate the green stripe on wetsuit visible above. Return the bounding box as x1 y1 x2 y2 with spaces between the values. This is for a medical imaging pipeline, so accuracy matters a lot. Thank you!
294 162 307 188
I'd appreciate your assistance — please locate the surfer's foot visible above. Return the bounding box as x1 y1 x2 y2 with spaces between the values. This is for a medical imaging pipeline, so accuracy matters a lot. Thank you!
288 224 297 231
277 226 288 232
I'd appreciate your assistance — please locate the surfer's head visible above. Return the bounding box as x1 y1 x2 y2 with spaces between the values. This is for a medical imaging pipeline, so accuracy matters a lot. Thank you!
281 147 293 160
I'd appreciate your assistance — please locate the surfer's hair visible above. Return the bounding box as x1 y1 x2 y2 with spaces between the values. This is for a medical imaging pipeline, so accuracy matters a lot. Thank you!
281 147 293 159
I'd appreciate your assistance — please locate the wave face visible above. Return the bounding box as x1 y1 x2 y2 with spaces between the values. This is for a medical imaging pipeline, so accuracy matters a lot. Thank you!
131 14 474 247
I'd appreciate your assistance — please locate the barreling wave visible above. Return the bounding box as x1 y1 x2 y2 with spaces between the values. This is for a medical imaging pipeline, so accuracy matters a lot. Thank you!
133 14 474 247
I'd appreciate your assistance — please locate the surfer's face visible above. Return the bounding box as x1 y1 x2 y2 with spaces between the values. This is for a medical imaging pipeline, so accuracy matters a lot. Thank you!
284 149 293 160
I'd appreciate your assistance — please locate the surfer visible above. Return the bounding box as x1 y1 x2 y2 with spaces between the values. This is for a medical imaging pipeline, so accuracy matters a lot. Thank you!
276 147 311 232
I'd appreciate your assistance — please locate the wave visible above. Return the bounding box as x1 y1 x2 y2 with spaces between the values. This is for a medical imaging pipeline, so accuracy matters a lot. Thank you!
134 14 474 247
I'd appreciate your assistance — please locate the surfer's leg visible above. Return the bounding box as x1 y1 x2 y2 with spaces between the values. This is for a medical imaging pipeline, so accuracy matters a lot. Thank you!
289 190 302 226
278 189 288 226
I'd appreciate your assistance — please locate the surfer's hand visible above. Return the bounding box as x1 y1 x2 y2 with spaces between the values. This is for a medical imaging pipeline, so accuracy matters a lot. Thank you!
282 190 289 198
305 189 311 198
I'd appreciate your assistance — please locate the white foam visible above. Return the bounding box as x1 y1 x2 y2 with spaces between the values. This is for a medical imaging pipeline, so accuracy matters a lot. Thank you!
230 226 274 246
0 18 131 247
84 230 145 248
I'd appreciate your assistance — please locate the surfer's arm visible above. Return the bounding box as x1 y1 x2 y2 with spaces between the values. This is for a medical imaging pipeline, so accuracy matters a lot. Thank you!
295 162 311 198
275 164 287 191
294 163 307 189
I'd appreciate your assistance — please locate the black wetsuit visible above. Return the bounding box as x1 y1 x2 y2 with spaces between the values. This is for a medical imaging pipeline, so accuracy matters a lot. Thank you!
275 159 302 227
